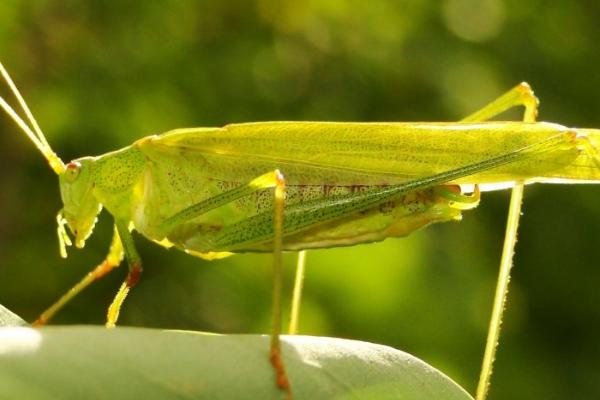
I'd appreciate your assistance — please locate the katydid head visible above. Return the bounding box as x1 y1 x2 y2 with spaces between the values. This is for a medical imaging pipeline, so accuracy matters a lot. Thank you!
0 62 102 257
58 157 102 251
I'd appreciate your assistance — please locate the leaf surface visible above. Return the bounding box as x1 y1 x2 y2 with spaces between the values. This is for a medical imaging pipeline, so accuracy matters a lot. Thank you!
0 325 473 400
0 304 28 327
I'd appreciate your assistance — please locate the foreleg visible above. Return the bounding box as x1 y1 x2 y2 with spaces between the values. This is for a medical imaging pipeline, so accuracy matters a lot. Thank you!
32 227 124 326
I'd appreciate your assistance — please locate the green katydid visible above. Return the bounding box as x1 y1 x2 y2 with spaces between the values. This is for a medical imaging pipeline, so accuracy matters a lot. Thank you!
1 60 599 400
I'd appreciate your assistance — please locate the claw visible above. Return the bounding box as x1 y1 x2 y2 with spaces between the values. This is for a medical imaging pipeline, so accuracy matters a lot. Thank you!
435 184 481 210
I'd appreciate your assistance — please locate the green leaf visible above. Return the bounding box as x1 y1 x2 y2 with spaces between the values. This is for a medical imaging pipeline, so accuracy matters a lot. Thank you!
0 304 28 327
0 326 472 400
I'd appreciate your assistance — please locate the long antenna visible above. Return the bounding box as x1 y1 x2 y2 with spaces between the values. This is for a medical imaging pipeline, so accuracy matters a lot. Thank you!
0 62 65 174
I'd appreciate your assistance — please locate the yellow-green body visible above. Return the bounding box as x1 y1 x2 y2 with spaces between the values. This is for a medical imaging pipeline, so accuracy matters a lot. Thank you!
3 61 599 400
63 121 600 255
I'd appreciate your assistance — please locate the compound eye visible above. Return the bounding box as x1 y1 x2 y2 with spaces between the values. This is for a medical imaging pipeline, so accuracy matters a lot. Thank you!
64 161 81 182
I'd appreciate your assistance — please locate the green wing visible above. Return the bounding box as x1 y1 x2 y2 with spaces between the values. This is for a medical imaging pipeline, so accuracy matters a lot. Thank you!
142 121 587 186
143 123 417 186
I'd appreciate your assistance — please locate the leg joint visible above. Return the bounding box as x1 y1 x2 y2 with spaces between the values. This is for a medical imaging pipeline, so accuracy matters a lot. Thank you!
126 264 142 287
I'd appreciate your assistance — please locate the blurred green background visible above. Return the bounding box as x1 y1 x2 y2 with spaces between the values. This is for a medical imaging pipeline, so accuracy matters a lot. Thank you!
1 1 599 398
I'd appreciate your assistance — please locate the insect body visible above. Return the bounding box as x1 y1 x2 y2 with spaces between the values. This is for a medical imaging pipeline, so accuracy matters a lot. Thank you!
62 121 599 255
1 61 599 400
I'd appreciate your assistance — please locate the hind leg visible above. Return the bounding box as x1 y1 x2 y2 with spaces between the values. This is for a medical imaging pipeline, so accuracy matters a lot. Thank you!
459 82 539 400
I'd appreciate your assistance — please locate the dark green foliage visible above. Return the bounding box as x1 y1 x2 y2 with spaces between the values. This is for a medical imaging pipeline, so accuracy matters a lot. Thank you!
0 2 599 399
